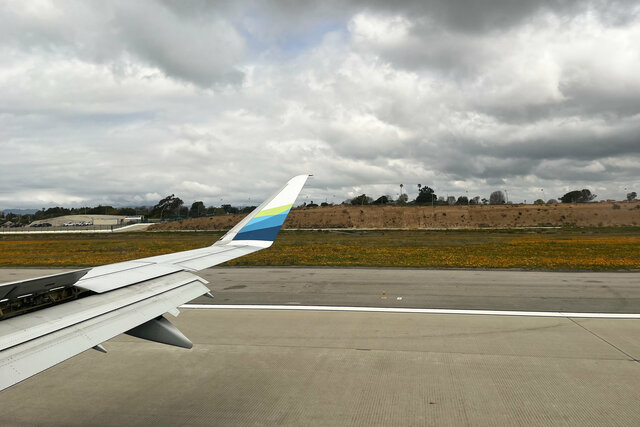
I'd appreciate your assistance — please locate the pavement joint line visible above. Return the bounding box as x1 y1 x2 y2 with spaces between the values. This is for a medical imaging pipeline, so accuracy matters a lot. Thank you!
180 304 640 319
568 317 640 363
127 341 636 361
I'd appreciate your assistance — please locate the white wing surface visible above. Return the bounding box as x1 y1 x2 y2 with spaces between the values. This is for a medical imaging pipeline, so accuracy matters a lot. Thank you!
0 175 309 391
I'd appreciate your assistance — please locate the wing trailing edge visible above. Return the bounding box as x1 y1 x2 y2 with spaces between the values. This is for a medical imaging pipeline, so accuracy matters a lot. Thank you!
0 271 208 391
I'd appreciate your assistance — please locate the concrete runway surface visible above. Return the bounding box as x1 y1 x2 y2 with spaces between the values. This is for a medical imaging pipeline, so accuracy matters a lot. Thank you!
1 267 639 426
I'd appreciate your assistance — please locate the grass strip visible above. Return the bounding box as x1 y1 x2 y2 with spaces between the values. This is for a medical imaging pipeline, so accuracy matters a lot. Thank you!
0 228 638 271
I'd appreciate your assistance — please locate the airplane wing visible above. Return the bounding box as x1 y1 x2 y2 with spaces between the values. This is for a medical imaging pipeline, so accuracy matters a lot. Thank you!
0 174 309 391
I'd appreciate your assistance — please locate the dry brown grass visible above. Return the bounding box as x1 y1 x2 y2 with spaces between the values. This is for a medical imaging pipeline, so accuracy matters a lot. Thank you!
150 201 640 231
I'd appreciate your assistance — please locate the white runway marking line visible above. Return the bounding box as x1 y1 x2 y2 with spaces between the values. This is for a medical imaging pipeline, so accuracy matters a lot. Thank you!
180 304 640 319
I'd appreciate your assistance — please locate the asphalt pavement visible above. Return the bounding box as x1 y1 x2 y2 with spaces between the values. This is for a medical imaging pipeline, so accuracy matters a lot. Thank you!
194 267 640 313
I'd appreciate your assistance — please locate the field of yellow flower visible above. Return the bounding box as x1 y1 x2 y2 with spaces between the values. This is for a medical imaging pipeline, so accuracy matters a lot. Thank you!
0 228 638 270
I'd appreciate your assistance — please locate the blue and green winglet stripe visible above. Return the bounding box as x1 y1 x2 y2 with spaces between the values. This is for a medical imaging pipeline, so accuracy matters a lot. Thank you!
233 204 293 241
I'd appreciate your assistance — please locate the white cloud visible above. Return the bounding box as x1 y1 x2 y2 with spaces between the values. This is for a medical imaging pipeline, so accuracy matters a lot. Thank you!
0 0 639 209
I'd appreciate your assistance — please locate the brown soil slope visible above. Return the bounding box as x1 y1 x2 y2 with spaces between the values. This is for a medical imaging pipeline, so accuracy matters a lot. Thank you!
150 201 640 231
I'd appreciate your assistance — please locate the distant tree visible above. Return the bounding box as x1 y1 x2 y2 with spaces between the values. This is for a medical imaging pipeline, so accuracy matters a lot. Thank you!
415 186 437 205
117 207 137 216
446 196 456 205
51 207 68 216
560 189 596 203
213 207 227 215
396 193 409 205
547 199 558 204
31 206 73 220
455 196 469 205
133 206 149 215
87 205 118 215
320 202 330 207
221 204 238 214
489 191 506 204
206 206 216 215
241 205 257 213
373 195 391 205
481 198 489 205
470 196 481 205
351 194 373 205
178 206 189 217
151 194 184 218
307 201 318 207
581 189 597 202
533 199 545 205
189 201 205 217
560 190 581 203
627 192 637 202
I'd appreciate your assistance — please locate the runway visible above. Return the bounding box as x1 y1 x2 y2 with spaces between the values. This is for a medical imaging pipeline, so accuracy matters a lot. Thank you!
189 267 640 313
1 267 639 425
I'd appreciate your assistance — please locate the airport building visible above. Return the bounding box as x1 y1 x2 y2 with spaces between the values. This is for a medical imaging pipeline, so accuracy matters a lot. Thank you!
93 217 121 226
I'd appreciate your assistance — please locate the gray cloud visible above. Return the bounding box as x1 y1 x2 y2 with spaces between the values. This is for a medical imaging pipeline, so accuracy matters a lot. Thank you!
0 0 639 208
113 2 245 86
0 1 246 87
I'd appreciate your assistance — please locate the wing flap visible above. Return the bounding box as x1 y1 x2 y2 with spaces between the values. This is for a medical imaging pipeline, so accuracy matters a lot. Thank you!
76 262 184 293
0 271 204 352
0 269 90 301
0 275 208 390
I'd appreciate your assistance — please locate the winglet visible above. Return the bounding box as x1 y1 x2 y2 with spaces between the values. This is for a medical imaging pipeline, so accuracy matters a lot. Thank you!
215 175 309 247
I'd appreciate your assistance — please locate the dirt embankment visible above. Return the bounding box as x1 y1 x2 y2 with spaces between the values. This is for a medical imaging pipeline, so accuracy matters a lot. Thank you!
149 201 640 231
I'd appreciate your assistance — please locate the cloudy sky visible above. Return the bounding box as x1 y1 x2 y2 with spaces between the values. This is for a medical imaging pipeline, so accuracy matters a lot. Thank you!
1 0 639 209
